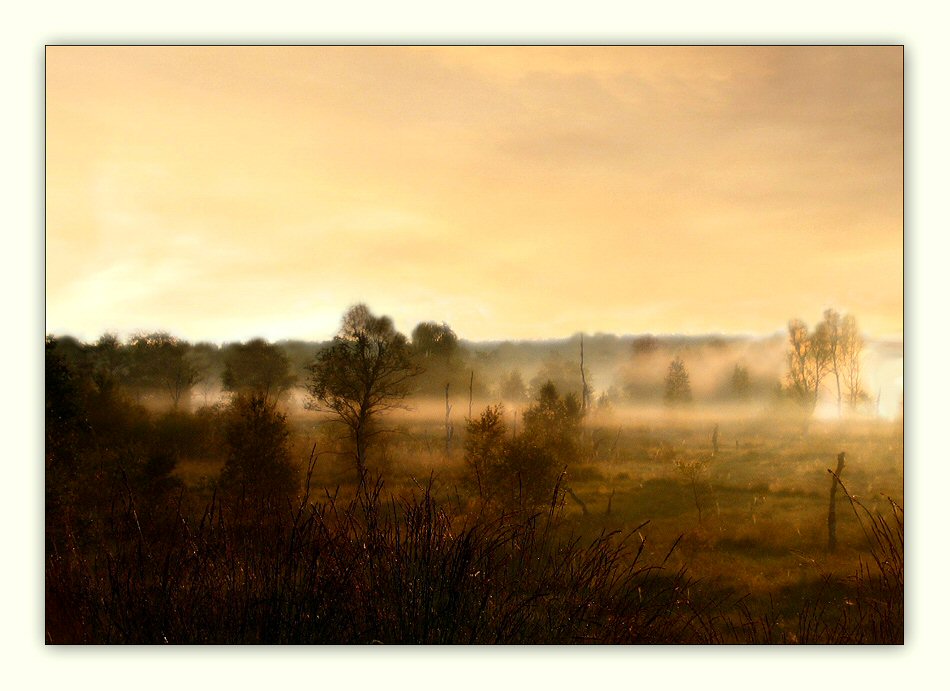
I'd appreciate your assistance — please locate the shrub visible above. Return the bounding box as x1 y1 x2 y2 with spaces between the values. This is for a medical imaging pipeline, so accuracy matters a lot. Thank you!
465 383 583 511
219 394 298 501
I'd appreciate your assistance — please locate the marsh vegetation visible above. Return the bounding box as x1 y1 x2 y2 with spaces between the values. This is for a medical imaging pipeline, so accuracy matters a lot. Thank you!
45 305 902 644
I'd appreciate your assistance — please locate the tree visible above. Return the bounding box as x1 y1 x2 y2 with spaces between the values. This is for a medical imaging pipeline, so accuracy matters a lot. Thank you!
498 370 528 404
529 357 586 401
839 314 865 410
222 338 296 407
410 321 466 397
784 318 833 412
220 393 298 501
128 332 203 408
730 363 751 400
464 404 508 500
465 383 582 510
84 332 130 398
411 321 460 360
822 309 844 415
664 356 692 404
521 381 583 470
306 304 422 480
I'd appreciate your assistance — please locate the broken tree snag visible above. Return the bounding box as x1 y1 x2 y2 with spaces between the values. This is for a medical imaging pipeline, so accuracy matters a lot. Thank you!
827 451 846 552
444 382 453 456
712 423 720 456
580 334 591 414
606 488 615 516
468 370 474 420
566 487 589 516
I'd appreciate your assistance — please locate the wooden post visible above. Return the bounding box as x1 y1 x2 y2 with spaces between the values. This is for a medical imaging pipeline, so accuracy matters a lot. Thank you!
827 452 846 551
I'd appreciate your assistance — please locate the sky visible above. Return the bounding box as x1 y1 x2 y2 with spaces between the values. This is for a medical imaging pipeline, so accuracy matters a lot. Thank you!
46 46 903 344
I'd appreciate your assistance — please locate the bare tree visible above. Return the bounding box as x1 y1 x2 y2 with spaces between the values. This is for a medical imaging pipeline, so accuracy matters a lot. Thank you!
822 309 843 415
306 304 422 480
784 319 832 412
840 314 865 410
580 334 592 414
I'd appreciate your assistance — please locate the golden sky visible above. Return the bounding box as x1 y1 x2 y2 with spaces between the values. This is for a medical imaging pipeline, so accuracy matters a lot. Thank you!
46 46 903 343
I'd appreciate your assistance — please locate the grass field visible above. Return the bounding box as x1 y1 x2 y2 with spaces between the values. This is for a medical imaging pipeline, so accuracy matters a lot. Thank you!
210 402 903 630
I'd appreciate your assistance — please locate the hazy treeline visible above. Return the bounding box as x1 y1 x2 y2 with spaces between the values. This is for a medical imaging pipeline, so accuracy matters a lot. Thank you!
45 313 895 416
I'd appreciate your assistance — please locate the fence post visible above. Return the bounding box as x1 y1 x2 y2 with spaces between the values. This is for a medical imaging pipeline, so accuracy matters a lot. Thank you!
827 452 846 551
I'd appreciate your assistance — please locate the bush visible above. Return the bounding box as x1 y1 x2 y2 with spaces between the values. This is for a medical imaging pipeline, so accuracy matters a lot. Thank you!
465 383 583 510
219 394 298 501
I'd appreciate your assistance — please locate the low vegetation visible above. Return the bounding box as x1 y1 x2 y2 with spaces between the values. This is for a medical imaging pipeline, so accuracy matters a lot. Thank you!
44 306 903 644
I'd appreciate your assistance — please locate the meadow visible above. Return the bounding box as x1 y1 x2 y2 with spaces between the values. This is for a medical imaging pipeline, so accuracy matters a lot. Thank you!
45 330 903 644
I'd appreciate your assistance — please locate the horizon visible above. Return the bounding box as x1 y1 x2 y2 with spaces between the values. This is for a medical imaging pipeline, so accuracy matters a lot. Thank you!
45 319 903 348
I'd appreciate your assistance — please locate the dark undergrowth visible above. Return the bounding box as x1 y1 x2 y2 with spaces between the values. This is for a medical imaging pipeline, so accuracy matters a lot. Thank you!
47 461 707 644
46 460 902 644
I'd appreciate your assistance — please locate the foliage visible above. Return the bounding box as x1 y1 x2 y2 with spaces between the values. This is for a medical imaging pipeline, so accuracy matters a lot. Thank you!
664 356 692 404
465 382 582 510
498 370 528 404
463 404 508 499
222 338 296 407
411 321 460 360
410 321 471 397
730 363 751 399
46 478 698 644
528 357 587 401
306 304 422 479
521 381 583 468
128 332 204 407
219 393 298 501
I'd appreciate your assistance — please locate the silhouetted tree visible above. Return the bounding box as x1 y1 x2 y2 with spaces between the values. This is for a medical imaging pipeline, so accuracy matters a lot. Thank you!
521 381 583 469
128 332 202 408
411 321 460 360
46 336 90 529
411 321 467 397
306 305 422 480
84 332 130 398
222 338 296 407
664 356 692 404
464 404 507 500
465 382 581 510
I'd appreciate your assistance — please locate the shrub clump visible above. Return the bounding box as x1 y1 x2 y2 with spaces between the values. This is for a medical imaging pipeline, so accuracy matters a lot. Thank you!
465 382 583 510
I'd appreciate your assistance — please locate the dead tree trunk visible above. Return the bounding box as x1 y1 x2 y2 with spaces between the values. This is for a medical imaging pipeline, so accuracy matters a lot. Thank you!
468 370 474 420
580 334 591 414
444 382 453 456
566 487 588 516
827 452 846 551
712 423 720 456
